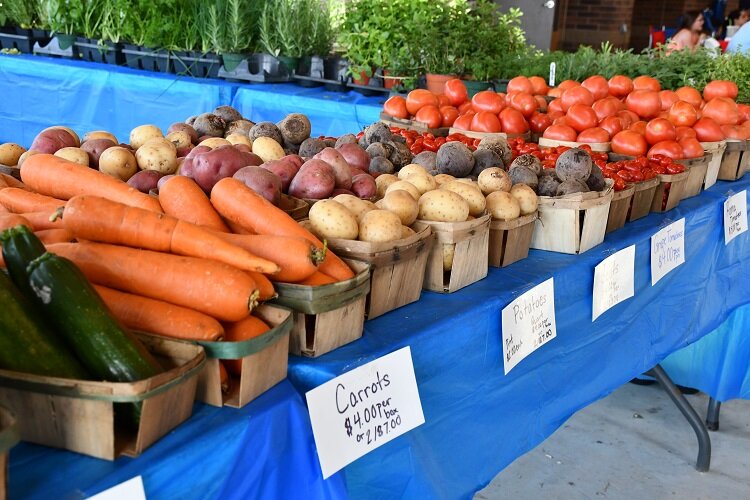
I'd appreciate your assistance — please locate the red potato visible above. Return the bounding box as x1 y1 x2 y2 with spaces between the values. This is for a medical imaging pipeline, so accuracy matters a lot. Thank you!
313 147 353 190
233 166 282 205
167 122 199 144
179 145 211 177
336 143 370 171
127 170 164 193
81 138 116 169
332 188 356 197
191 145 263 192
157 174 175 189
30 128 78 154
281 154 304 170
176 145 194 158
351 174 377 199
349 167 368 177
262 159 299 192
288 159 336 199
234 144 252 154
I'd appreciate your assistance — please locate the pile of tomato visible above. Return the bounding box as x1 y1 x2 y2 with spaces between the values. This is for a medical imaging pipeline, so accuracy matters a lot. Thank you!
386 127 479 155
509 137 609 168
601 155 685 192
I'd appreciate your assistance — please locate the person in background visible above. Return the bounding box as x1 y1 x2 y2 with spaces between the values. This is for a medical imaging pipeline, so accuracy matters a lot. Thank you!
667 11 705 53
727 18 750 52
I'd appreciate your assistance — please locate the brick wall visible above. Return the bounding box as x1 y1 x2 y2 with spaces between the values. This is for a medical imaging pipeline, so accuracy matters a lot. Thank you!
557 0 636 50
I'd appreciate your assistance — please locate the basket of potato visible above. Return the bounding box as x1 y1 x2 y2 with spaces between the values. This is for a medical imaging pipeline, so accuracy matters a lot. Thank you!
307 192 433 319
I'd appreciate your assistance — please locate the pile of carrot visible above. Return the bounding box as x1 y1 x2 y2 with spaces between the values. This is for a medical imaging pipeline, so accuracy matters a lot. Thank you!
0 154 356 380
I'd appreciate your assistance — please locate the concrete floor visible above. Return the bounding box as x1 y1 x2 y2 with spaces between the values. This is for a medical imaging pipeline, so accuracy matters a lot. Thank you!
476 383 750 500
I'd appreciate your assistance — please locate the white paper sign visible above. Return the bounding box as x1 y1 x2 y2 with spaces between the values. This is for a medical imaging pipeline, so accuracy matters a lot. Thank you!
651 218 685 286
501 278 557 374
549 62 556 87
592 245 635 321
89 477 146 500
724 191 748 244
305 347 425 479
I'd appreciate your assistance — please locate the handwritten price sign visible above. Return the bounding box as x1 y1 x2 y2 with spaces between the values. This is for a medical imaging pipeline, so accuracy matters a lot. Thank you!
724 191 748 245
651 219 685 286
592 245 635 321
305 347 425 479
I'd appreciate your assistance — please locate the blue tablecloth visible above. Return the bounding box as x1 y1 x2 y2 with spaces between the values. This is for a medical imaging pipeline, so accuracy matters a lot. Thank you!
288 177 750 499
0 54 384 146
8 380 347 500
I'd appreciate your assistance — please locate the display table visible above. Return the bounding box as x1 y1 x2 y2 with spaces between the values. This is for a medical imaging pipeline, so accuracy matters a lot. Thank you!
0 54 384 146
8 380 346 500
289 178 750 499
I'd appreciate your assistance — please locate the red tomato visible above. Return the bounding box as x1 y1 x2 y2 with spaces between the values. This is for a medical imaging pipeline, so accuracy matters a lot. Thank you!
507 76 534 95
721 124 750 140
458 101 474 115
558 80 581 92
440 106 459 127
608 75 634 98
529 76 549 96
658 90 679 111
693 117 726 142
582 75 609 101
547 87 562 98
600 116 624 137
576 127 610 143
633 75 661 92
436 94 451 107
452 113 473 131
547 110 564 121
703 80 739 101
617 110 639 129
444 79 469 106
675 86 703 108
625 90 661 119
553 115 569 126
561 86 594 112
645 118 677 145
667 101 698 127
679 138 704 158
675 126 697 140
509 92 539 118
612 130 648 156
647 141 683 160
543 124 578 141
470 111 503 133
629 121 647 135
529 111 553 134
406 89 439 116
702 97 740 126
738 104 750 123
499 108 529 134
566 103 599 133
383 95 408 119
472 90 505 114
548 98 564 114
592 97 620 121
415 105 442 129
534 95 549 113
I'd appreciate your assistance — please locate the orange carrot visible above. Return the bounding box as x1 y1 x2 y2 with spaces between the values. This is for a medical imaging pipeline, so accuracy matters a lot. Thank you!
61 195 279 275
226 220 254 235
93 285 224 341
219 362 230 392
20 154 163 213
158 176 230 232
0 213 31 231
18 211 64 231
295 271 337 286
35 228 75 244
46 241 259 321
0 173 27 190
0 188 65 213
0 204 8 214
222 315 270 376
211 178 354 280
213 232 323 282
0 177 6 188
248 271 276 301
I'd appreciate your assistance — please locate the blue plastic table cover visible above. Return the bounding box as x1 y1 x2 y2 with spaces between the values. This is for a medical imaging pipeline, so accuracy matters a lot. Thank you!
0 54 384 147
288 177 750 499
8 380 347 500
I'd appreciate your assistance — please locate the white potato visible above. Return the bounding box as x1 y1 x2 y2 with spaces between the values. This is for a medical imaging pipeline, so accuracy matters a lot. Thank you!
130 124 163 149
510 184 538 215
434 173 456 186
309 200 359 240
401 225 416 238
166 131 192 149
443 244 455 271
380 189 419 225
405 173 437 194
386 180 421 201
54 147 89 166
333 194 374 223
199 137 231 149
252 136 285 162
441 181 486 216
358 210 403 242
226 133 253 148
0 143 27 166
375 173 399 198
83 130 118 144
478 167 512 195
398 163 429 179
99 146 138 181
135 141 178 174
486 191 520 221
418 189 470 222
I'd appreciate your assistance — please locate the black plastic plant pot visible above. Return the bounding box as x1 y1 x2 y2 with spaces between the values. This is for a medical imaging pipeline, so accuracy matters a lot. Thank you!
194 53 222 79
277 55 299 75
171 50 193 76
32 34 77 58
221 53 246 72
121 44 171 73
217 53 293 83
294 56 325 87
74 38 123 65
0 27 34 53
323 56 349 92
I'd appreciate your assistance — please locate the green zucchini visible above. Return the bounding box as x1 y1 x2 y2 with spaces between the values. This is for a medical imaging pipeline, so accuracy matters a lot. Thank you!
0 225 46 298
26 253 163 383
0 271 90 379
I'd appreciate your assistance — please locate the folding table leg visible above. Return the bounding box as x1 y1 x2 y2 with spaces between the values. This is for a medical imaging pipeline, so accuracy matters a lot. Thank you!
645 364 711 472
706 397 721 432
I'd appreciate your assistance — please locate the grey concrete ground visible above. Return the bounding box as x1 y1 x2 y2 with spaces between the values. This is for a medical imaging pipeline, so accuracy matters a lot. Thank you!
476 383 750 500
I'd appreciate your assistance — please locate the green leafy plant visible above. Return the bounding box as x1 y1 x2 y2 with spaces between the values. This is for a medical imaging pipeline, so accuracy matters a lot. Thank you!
1 0 41 28
258 0 332 58
37 0 82 35
194 0 257 55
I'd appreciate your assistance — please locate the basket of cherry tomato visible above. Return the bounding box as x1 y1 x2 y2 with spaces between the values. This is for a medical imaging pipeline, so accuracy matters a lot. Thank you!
605 154 687 214
385 127 480 155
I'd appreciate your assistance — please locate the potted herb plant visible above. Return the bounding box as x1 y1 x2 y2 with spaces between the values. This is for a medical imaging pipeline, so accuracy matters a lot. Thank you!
34 0 81 56
0 0 47 53
419 2 466 94
119 1 173 73
198 0 257 73
294 0 335 84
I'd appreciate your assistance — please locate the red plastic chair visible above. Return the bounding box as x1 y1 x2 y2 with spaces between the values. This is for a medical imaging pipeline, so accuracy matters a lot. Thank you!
649 25 667 48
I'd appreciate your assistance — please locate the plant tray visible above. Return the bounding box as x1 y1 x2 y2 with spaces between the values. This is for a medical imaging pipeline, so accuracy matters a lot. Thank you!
273 262 370 357
718 140 750 181
0 28 33 53
605 184 635 234
488 212 537 267
538 137 611 152
293 56 326 87
678 154 711 199
171 51 221 79
531 180 614 254
33 36 76 59
195 305 292 408
327 226 433 318
0 405 19 500
218 54 293 83
122 44 171 73
74 37 123 65
0 333 205 460
627 177 659 222
651 171 690 213
700 140 727 189
419 214 491 293
380 112 449 137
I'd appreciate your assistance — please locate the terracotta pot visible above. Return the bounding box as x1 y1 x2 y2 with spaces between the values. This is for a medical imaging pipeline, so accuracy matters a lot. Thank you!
352 70 370 85
425 73 457 94
383 70 398 90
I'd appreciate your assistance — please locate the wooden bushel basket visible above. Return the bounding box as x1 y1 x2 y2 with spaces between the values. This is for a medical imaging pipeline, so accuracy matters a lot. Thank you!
718 140 750 181
0 334 205 460
538 137 611 152
628 178 659 222
531 181 614 254
488 212 537 267
274 262 370 357
606 183 635 234
0 165 20 180
650 170 690 213
419 214 491 293
195 305 292 408
380 112 450 137
0 406 19 500
279 194 310 221
701 140 727 189
679 155 711 199
327 226 433 319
